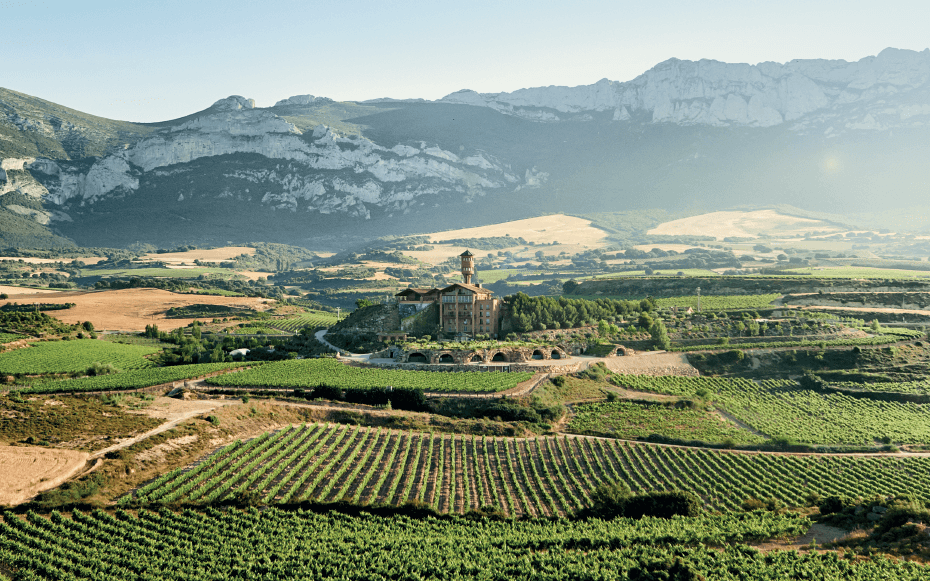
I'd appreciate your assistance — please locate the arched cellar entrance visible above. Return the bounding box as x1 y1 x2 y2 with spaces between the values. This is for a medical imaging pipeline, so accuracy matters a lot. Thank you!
408 353 428 364
532 350 544 360
491 352 508 362
551 350 562 359
438 354 454 364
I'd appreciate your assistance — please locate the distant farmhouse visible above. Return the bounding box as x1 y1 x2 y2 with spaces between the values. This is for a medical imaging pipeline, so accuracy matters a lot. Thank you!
396 251 503 340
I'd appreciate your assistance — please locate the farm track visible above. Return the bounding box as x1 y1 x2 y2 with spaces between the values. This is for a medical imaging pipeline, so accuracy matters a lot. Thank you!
128 421 930 515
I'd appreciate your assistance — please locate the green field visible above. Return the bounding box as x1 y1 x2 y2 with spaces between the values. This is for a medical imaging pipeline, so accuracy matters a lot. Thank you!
613 375 930 446
16 508 915 581
0 339 159 374
269 310 339 332
228 326 286 335
206 358 533 393
0 333 24 344
16 362 256 394
566 400 766 445
130 423 930 515
655 294 780 311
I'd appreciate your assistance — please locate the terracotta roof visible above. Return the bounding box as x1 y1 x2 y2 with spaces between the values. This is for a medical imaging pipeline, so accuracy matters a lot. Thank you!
439 282 494 294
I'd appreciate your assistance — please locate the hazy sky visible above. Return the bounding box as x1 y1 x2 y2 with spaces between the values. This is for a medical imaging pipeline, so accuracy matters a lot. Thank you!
3 0 929 122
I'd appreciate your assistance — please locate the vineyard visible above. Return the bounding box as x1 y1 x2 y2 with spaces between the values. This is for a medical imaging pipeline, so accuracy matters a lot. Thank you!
566 401 766 445
227 326 285 335
126 423 930 515
830 379 930 396
612 375 930 446
0 340 160 374
15 362 257 394
11 508 922 581
206 358 533 393
654 294 780 311
269 310 339 333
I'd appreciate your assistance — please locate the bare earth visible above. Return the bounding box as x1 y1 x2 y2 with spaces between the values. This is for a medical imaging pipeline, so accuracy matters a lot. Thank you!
138 246 256 264
0 446 89 506
647 210 842 240
1 288 272 331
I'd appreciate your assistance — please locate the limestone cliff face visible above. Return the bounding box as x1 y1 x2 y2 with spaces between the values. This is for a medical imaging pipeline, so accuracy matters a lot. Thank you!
440 48 930 129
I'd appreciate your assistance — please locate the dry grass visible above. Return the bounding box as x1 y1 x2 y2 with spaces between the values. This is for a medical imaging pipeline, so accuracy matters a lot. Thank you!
0 446 89 506
0 285 65 296
18 288 272 331
138 246 256 265
0 256 105 265
647 210 843 240
406 214 609 265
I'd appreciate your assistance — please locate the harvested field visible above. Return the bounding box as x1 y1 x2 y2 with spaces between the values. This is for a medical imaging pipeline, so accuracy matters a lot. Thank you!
601 352 699 376
0 445 89 506
0 256 105 265
138 246 256 265
647 210 842 240
407 215 609 264
9 288 272 331
0 285 64 296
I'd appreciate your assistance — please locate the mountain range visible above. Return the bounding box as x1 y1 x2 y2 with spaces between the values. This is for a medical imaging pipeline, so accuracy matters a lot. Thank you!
1 47 929 249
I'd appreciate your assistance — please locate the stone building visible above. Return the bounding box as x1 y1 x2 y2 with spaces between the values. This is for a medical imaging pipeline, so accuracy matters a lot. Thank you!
397 250 503 339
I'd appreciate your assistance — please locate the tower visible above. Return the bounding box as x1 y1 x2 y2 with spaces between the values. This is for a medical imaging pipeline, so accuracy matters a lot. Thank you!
460 250 474 284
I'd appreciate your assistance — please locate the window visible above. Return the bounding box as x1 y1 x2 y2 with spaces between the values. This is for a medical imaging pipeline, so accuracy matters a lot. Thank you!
486 319 490 325
458 295 472 303
442 295 455 303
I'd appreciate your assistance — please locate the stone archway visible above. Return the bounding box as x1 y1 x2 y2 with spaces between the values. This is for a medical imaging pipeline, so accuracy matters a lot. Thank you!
438 353 454 364
408 352 428 364
616 347 628 356
491 352 508 362
551 350 562 360
532 349 544 360
465 353 482 364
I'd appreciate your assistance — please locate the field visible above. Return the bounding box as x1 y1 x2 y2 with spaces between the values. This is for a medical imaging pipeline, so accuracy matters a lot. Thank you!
128 423 930 515
613 375 930 446
647 210 842 240
406 214 609 264
4 288 272 331
0 446 89 506
566 401 766 445
85 267 235 278
654 294 780 311
138 246 255 265
783 266 930 279
0 339 159 374
268 310 338 332
16 509 922 581
206 358 534 393
227 325 284 335
16 362 256 394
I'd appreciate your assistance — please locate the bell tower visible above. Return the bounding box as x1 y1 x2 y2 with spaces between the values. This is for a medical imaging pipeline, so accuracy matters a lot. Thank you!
459 250 474 285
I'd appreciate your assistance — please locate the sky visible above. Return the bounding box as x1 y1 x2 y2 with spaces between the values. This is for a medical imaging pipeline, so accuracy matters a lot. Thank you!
2 0 929 122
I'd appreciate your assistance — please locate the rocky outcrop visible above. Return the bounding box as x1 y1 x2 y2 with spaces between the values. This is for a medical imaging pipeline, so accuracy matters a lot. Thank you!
441 48 930 130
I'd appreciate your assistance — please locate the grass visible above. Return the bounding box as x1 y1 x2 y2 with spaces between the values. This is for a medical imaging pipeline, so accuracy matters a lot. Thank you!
566 400 766 445
0 392 162 450
0 333 24 344
228 326 286 335
0 339 159 374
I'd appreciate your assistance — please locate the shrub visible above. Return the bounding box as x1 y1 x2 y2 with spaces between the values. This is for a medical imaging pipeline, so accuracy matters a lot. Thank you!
818 495 851 515
207 415 220 426
584 481 700 519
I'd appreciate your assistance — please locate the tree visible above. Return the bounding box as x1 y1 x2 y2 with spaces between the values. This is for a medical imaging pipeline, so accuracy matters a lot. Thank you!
649 320 670 350
638 312 654 330
598 319 610 338
562 280 579 295
82 321 94 332
0 293 7 300
355 298 375 309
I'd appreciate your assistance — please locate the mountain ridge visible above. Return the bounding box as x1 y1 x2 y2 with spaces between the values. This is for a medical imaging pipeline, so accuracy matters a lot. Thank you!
1 47 929 248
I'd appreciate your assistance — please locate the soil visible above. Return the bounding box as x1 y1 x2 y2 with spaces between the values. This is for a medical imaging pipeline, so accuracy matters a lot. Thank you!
0 445 89 506
601 352 699 376
7 288 272 331
138 247 256 264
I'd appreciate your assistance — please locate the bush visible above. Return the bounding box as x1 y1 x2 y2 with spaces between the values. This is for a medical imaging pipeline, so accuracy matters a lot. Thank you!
550 376 566 388
583 480 700 519
818 495 851 515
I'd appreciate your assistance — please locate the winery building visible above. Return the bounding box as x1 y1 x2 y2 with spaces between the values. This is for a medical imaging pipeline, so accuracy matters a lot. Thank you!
396 250 503 339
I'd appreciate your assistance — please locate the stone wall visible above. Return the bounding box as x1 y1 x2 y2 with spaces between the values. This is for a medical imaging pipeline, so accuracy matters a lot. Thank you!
398 345 570 365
